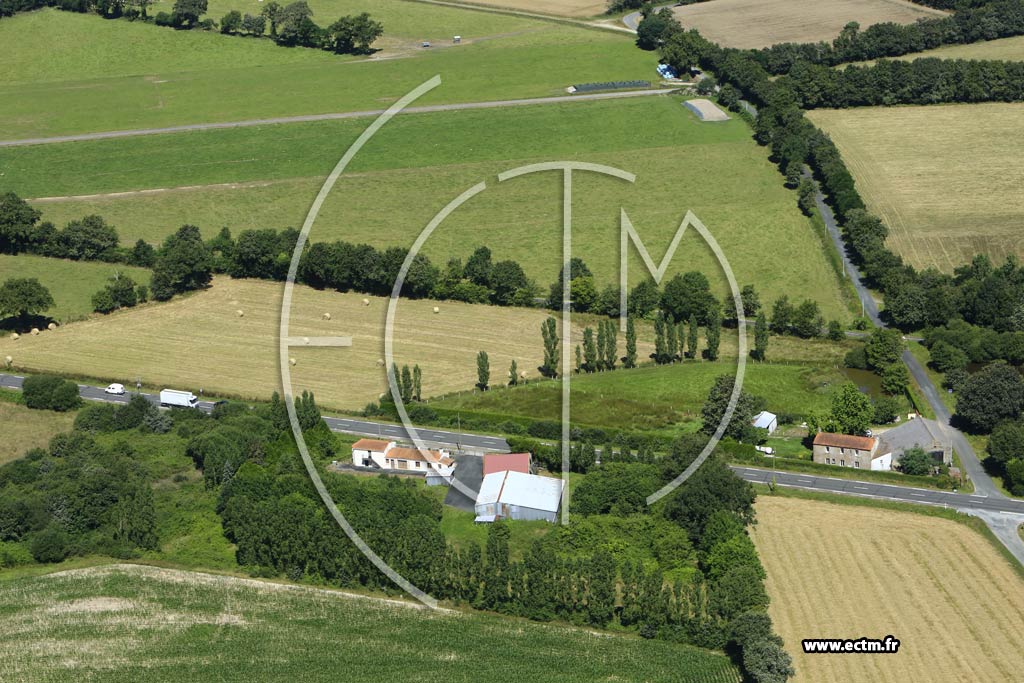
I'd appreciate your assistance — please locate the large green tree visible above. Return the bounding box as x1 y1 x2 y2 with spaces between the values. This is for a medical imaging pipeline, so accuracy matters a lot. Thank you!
325 12 383 54
0 277 53 323
956 362 1024 433
0 192 41 254
150 225 212 300
830 382 874 435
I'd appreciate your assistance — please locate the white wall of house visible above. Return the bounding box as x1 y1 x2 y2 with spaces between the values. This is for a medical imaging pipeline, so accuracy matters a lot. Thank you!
871 452 892 471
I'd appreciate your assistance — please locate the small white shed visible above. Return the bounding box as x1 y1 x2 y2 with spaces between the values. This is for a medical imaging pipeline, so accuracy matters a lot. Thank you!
752 410 778 435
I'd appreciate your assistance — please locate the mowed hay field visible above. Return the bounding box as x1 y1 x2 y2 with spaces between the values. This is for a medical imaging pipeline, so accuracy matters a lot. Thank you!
10 96 851 321
0 255 152 323
0 564 741 683
752 496 1024 683
0 8 651 139
671 0 944 49
0 277 612 411
808 104 1024 271
855 35 1024 64
0 397 76 465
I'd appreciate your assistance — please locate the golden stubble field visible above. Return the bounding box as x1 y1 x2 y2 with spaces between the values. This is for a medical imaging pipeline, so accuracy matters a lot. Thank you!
752 496 1024 683
808 103 1024 272
0 277 651 411
672 0 944 49
0 401 76 465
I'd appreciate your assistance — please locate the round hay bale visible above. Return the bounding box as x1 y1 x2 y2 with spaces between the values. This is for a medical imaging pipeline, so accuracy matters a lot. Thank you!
519 371 527 379
433 306 440 314
11 333 19 341
376 358 385 367
302 337 310 345
289 357 297 366
30 328 39 336
362 298 370 306
322 312 331 321
47 323 57 331
236 309 245 317
3 356 11 367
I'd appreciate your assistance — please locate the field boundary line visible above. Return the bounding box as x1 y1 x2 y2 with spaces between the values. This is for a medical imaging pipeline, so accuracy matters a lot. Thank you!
0 89 674 148
40 563 456 611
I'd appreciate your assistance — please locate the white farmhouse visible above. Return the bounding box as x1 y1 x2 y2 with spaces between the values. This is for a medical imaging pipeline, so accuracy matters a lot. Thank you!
474 470 564 523
351 438 455 482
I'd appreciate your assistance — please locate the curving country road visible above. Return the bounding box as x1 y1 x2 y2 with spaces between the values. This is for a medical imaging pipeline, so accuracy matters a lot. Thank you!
808 173 997 497
0 89 672 149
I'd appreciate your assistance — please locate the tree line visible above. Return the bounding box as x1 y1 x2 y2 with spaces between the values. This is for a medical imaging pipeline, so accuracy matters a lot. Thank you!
651 26 1024 353
748 1 1024 75
0 0 384 56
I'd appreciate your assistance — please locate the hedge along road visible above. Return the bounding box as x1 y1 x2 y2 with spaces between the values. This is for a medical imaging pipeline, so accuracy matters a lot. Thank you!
0 89 673 148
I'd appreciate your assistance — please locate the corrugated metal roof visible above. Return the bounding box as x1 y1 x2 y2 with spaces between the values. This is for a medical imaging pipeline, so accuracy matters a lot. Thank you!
476 471 564 513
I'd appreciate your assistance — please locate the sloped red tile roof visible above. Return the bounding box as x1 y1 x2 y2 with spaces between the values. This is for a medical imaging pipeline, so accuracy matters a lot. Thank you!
813 432 878 451
483 453 532 476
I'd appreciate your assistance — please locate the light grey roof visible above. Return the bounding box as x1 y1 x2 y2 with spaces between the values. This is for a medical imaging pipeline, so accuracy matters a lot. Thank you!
476 471 565 513
752 411 777 429
878 417 947 454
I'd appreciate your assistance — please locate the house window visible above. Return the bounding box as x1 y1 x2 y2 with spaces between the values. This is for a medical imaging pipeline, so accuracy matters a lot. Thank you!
840 459 845 467
854 462 860 468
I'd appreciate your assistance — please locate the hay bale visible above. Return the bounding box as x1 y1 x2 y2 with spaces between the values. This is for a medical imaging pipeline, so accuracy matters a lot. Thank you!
302 337 310 345
322 312 331 321
30 328 39 336
289 357 297 366
47 323 57 331
433 306 440 314
376 358 385 367
519 371 527 379
10 333 18 341
236 309 245 317
3 356 11 368
362 298 370 306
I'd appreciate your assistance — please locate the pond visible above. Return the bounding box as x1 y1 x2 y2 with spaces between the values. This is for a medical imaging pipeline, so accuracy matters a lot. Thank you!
838 368 885 398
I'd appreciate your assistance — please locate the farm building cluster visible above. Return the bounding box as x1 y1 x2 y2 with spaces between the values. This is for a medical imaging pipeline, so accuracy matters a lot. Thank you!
811 416 953 473
350 441 563 522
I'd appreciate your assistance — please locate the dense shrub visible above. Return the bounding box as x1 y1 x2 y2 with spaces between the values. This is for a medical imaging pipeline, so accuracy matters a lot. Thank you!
22 374 81 412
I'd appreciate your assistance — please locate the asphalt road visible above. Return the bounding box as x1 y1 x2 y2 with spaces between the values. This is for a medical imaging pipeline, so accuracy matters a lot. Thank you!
808 171 999 497
0 373 509 452
732 466 1024 515
0 89 672 149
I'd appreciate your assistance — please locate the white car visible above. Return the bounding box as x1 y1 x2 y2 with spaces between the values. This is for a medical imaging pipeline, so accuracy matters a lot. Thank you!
104 383 126 395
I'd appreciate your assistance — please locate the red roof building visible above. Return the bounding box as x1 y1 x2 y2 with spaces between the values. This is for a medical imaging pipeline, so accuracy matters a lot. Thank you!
483 453 533 476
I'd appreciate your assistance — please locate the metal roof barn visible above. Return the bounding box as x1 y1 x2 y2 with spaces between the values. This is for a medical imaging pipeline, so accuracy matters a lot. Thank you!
474 471 564 523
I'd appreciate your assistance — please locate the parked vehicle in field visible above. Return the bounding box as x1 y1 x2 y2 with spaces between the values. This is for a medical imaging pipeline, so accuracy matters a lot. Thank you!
160 389 199 408
104 383 125 395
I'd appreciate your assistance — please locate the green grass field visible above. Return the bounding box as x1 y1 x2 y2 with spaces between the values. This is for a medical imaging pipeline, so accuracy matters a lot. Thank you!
0 9 652 139
0 254 152 323
429 360 848 432
8 95 850 320
0 564 740 682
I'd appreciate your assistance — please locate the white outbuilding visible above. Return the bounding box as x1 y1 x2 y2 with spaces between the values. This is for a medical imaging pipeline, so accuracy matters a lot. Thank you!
752 410 778 434
474 470 564 523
